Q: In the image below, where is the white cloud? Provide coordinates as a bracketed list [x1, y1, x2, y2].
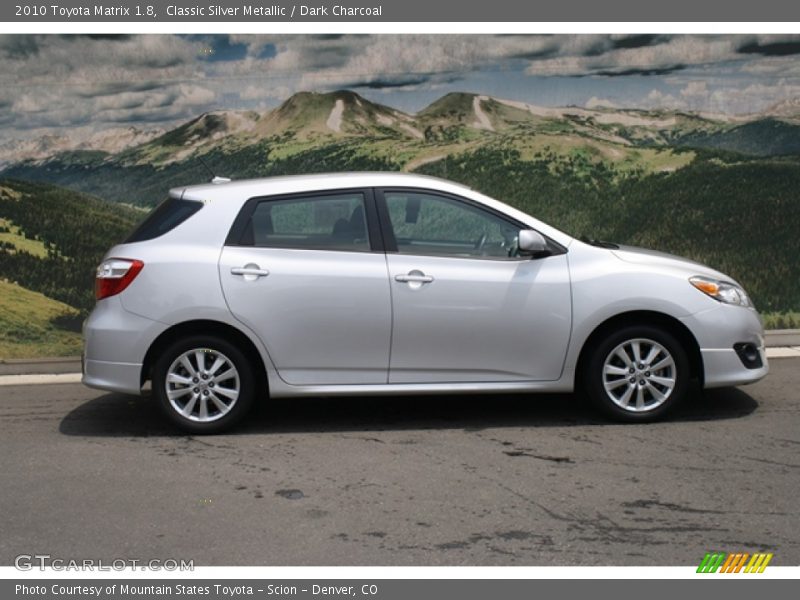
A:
[640, 89, 688, 111]
[680, 81, 709, 99]
[585, 97, 619, 109]
[525, 36, 738, 77]
[240, 84, 292, 102]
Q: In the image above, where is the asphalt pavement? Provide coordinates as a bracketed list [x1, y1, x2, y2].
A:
[1, 358, 798, 566]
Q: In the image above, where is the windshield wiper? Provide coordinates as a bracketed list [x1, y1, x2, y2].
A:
[580, 236, 619, 249]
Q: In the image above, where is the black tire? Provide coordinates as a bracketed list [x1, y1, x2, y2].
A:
[583, 325, 689, 422]
[152, 335, 257, 434]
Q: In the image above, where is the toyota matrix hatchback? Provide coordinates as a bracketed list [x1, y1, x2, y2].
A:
[83, 173, 768, 433]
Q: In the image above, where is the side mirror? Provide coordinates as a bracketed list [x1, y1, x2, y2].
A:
[518, 229, 550, 257]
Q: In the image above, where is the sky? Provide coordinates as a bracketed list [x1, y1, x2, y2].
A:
[2, 33, 800, 143]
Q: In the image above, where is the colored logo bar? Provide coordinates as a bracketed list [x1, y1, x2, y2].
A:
[697, 552, 773, 573]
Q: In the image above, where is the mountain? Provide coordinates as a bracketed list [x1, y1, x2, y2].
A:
[7, 90, 800, 173]
[0, 134, 72, 167]
[765, 97, 800, 120]
[673, 118, 800, 156]
[2, 89, 793, 208]
[121, 111, 259, 165]
[109, 92, 426, 169]
[416, 93, 546, 141]
[80, 126, 166, 154]
[417, 92, 495, 131]
[0, 126, 164, 167]
[254, 90, 423, 140]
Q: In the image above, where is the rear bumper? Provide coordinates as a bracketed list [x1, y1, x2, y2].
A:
[82, 359, 143, 395]
[82, 296, 163, 396]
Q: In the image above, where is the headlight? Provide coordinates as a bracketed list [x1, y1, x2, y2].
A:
[689, 276, 752, 308]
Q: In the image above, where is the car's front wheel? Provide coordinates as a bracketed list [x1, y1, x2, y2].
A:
[584, 325, 689, 422]
[152, 335, 256, 433]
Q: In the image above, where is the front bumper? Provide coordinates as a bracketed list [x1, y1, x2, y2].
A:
[700, 346, 768, 388]
[681, 303, 769, 388]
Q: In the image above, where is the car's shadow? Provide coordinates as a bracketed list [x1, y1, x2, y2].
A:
[59, 384, 758, 437]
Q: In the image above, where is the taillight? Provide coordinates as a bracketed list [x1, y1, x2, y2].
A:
[95, 258, 144, 300]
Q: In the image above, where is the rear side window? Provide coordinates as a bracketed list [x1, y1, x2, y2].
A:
[125, 198, 203, 243]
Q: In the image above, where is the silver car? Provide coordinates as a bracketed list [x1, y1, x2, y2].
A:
[83, 172, 768, 433]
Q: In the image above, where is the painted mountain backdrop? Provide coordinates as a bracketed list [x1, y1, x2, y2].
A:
[2, 89, 800, 356]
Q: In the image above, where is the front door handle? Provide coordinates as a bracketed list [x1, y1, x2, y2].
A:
[231, 264, 270, 280]
[395, 271, 434, 284]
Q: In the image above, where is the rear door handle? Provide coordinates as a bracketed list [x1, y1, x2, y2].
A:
[395, 273, 434, 284]
[231, 264, 270, 279]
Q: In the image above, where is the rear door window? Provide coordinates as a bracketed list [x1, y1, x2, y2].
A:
[239, 193, 370, 252]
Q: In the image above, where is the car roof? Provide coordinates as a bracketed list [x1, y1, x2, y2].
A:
[173, 172, 474, 202]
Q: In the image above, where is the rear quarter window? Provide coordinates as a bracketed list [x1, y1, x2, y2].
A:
[125, 198, 203, 243]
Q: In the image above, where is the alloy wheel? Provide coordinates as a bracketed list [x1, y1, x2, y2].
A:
[165, 348, 241, 422]
[601, 338, 676, 412]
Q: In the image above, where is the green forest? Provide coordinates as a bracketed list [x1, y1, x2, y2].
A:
[0, 180, 142, 356]
[0, 180, 142, 311]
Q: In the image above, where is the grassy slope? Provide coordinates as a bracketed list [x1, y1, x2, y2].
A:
[0, 178, 142, 311]
[0, 280, 81, 358]
[0, 217, 49, 258]
[0, 178, 143, 358]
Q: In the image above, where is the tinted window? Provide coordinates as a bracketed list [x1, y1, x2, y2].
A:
[385, 192, 520, 258]
[242, 193, 369, 251]
[125, 198, 203, 243]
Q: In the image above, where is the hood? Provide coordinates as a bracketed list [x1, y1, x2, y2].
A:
[610, 244, 733, 282]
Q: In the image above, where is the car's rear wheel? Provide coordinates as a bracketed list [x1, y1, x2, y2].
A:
[153, 335, 256, 433]
[584, 325, 689, 422]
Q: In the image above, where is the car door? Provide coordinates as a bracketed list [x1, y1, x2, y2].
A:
[378, 189, 572, 383]
[219, 189, 392, 385]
